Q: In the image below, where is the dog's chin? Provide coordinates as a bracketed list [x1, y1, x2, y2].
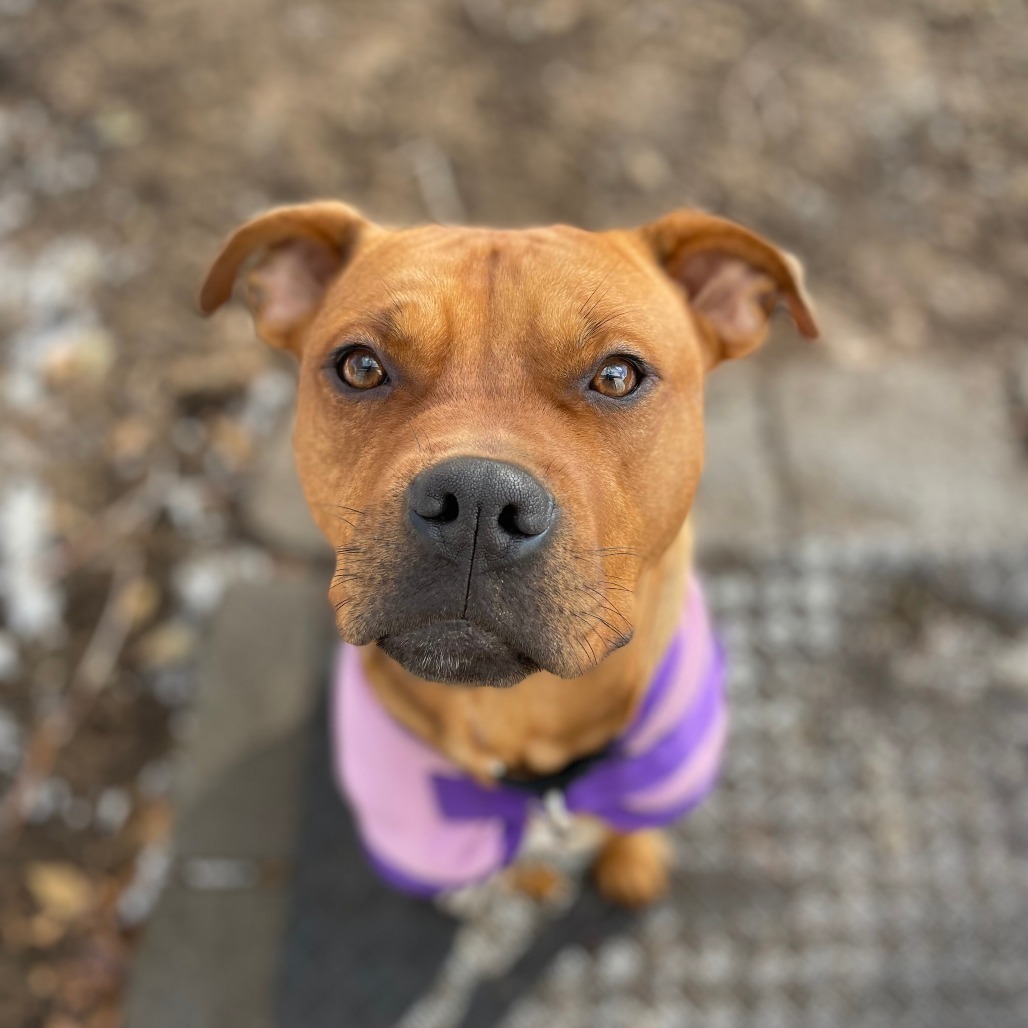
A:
[377, 619, 540, 688]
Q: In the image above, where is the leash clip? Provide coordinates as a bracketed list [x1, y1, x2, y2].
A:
[543, 788, 572, 836]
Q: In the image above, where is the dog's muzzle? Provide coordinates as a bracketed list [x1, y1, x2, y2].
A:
[368, 456, 562, 686]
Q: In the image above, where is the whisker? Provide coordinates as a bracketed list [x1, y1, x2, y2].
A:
[331, 571, 366, 585]
[578, 606, 626, 638]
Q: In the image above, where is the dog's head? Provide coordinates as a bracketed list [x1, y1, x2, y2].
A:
[201, 203, 817, 686]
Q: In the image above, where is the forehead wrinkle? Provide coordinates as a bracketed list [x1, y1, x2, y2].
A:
[346, 268, 459, 354]
[348, 230, 664, 368]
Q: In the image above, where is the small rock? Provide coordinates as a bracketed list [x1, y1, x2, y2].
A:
[137, 760, 174, 799]
[41, 325, 116, 388]
[0, 706, 22, 773]
[596, 937, 646, 988]
[208, 415, 254, 472]
[166, 348, 267, 401]
[93, 106, 147, 148]
[239, 368, 295, 435]
[151, 668, 193, 707]
[25, 777, 70, 824]
[95, 787, 132, 834]
[0, 478, 64, 642]
[181, 857, 260, 891]
[170, 417, 208, 456]
[992, 637, 1028, 693]
[61, 796, 93, 832]
[0, 633, 20, 682]
[173, 548, 273, 616]
[117, 842, 172, 926]
[0, 189, 33, 237]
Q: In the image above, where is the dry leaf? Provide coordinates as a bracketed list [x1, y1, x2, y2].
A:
[115, 577, 161, 630]
[26, 863, 96, 923]
[209, 415, 254, 470]
[30, 913, 68, 948]
[133, 621, 196, 670]
[43, 1016, 81, 1028]
[129, 797, 174, 847]
[107, 415, 154, 465]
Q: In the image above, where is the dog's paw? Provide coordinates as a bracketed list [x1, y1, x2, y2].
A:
[592, 830, 671, 908]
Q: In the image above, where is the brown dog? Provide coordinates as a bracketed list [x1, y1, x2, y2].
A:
[200, 203, 817, 906]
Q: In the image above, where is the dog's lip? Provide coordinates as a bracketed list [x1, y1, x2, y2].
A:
[377, 617, 541, 686]
[379, 617, 509, 649]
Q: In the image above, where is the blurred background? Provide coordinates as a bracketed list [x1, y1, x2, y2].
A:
[1, 0, 1026, 1026]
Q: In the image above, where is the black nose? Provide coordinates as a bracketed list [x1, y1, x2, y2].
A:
[408, 457, 557, 568]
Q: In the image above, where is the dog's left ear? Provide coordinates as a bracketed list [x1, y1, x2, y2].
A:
[638, 209, 819, 364]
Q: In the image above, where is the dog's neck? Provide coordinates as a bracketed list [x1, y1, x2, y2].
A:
[359, 519, 694, 784]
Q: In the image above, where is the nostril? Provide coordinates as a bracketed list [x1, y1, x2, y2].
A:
[498, 499, 554, 539]
[498, 503, 528, 538]
[421, 492, 460, 525]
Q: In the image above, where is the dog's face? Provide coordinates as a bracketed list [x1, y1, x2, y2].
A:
[202, 205, 816, 686]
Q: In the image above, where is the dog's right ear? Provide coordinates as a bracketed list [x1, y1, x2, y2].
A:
[199, 202, 370, 354]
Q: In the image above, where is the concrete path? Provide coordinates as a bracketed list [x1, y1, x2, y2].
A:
[125, 576, 334, 1028]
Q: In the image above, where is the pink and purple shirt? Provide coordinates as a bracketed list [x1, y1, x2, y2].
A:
[332, 578, 727, 897]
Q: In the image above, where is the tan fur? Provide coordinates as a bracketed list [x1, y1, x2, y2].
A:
[201, 203, 817, 906]
[593, 829, 672, 908]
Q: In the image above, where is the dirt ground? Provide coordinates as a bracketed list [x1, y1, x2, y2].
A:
[0, 0, 1025, 1025]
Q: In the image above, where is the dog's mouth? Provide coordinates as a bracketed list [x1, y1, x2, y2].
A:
[377, 619, 541, 688]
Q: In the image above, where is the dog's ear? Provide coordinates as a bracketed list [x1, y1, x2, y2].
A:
[199, 201, 370, 353]
[638, 209, 818, 364]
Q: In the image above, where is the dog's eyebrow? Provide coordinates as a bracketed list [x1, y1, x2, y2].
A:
[575, 272, 641, 349]
[577, 302, 639, 350]
[352, 300, 421, 348]
[580, 271, 616, 325]
[364, 302, 403, 340]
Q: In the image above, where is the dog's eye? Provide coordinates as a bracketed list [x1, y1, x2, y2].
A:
[590, 358, 640, 399]
[336, 347, 387, 390]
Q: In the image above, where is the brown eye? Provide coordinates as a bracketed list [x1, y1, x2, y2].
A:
[590, 358, 640, 398]
[337, 347, 387, 390]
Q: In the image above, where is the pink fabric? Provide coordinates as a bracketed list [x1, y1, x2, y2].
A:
[334, 642, 508, 891]
[623, 708, 727, 815]
[623, 582, 716, 756]
[332, 578, 727, 896]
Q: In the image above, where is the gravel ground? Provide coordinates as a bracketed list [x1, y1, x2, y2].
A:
[0, 0, 1025, 1025]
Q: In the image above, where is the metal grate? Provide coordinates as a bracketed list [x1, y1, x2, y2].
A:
[394, 544, 1028, 1028]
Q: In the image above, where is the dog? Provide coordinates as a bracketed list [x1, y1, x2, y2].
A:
[200, 203, 817, 907]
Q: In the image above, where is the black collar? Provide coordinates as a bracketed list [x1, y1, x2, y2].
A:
[498, 743, 615, 798]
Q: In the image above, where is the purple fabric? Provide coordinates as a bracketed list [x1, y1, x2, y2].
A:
[332, 578, 728, 897]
